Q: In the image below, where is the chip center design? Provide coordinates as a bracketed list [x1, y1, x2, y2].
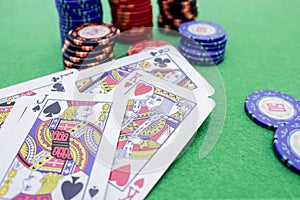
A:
[78, 25, 111, 39]
[187, 24, 216, 36]
[290, 130, 300, 157]
[258, 97, 295, 120]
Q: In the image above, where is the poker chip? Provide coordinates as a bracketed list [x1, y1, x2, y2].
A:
[109, 0, 153, 43]
[127, 40, 171, 55]
[62, 23, 119, 70]
[178, 20, 227, 66]
[244, 90, 300, 130]
[273, 119, 300, 174]
[183, 54, 224, 67]
[63, 38, 114, 51]
[117, 26, 153, 43]
[157, 0, 198, 32]
[179, 20, 227, 42]
[67, 23, 120, 46]
[54, 0, 103, 45]
[63, 53, 114, 70]
[179, 43, 226, 58]
[63, 50, 111, 63]
[63, 45, 112, 58]
[180, 37, 227, 51]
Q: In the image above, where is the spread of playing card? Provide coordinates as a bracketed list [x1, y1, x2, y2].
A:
[0, 45, 215, 200]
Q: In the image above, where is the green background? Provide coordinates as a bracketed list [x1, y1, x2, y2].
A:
[1, 0, 300, 199]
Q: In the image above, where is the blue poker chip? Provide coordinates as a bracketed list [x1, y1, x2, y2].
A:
[55, 0, 103, 44]
[57, 5, 102, 15]
[188, 57, 224, 66]
[57, 8, 102, 17]
[179, 21, 227, 43]
[59, 13, 102, 22]
[55, 0, 100, 8]
[273, 118, 300, 174]
[180, 37, 227, 51]
[60, 15, 101, 25]
[179, 51, 225, 66]
[180, 35, 227, 48]
[179, 49, 225, 66]
[178, 43, 226, 58]
[178, 48, 225, 60]
[245, 90, 300, 130]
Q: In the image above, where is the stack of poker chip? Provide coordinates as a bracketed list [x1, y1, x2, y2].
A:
[62, 23, 120, 70]
[109, 0, 153, 43]
[244, 90, 300, 175]
[157, 0, 198, 33]
[178, 21, 227, 66]
[55, 0, 103, 45]
[127, 40, 171, 55]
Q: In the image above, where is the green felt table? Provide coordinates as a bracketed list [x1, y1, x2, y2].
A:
[1, 0, 300, 199]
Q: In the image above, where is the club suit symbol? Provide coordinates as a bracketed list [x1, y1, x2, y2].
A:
[153, 58, 171, 68]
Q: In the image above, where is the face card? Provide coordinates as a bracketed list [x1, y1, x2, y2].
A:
[0, 69, 78, 130]
[104, 71, 215, 199]
[63, 45, 214, 98]
[0, 92, 128, 200]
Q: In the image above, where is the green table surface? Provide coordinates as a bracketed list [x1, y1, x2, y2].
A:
[1, 0, 300, 199]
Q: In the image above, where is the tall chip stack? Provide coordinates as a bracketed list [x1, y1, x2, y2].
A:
[178, 21, 227, 66]
[109, 0, 153, 43]
[55, 0, 103, 45]
[157, 0, 198, 33]
[62, 23, 120, 70]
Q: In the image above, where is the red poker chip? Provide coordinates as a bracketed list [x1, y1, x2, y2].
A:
[115, 18, 153, 27]
[118, 33, 152, 44]
[118, 28, 153, 42]
[109, 0, 150, 8]
[111, 3, 152, 13]
[120, 29, 152, 37]
[127, 40, 171, 55]
[109, 0, 153, 32]
[114, 9, 152, 17]
[112, 12, 153, 23]
[118, 23, 153, 32]
[109, 0, 150, 5]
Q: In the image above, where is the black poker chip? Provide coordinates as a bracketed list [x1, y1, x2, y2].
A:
[63, 45, 113, 58]
[63, 53, 114, 70]
[67, 23, 120, 46]
[157, 0, 198, 32]
[61, 23, 119, 70]
[63, 50, 112, 64]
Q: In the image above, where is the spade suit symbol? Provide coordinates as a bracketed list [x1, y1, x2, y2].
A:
[61, 176, 83, 200]
[43, 102, 61, 118]
[89, 186, 99, 198]
[32, 105, 40, 112]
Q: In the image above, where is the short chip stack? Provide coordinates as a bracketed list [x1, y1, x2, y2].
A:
[62, 23, 120, 70]
[109, 0, 153, 43]
[178, 21, 227, 66]
[55, 0, 103, 45]
[244, 90, 300, 175]
[157, 0, 198, 33]
[127, 40, 171, 55]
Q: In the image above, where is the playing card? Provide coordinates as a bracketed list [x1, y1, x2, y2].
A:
[104, 71, 215, 199]
[0, 91, 128, 200]
[143, 45, 215, 96]
[63, 45, 214, 98]
[0, 69, 78, 130]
